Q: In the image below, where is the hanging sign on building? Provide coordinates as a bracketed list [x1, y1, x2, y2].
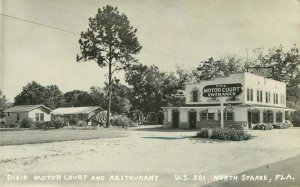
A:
[202, 83, 243, 97]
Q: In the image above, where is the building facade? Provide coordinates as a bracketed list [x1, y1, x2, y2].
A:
[4, 105, 52, 126]
[51, 106, 103, 125]
[163, 72, 292, 129]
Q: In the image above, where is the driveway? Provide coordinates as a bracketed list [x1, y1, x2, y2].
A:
[1, 126, 300, 187]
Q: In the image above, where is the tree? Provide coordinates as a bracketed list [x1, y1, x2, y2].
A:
[14, 81, 47, 106]
[194, 56, 242, 81]
[77, 5, 142, 127]
[14, 81, 64, 109]
[125, 64, 167, 116]
[44, 85, 64, 109]
[63, 90, 96, 107]
[256, 45, 300, 109]
[104, 78, 131, 114]
[0, 90, 11, 114]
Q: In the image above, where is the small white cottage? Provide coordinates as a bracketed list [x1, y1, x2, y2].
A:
[4, 105, 52, 126]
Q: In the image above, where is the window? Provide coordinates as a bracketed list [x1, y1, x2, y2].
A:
[257, 90, 263, 102]
[276, 112, 283, 122]
[35, 113, 40, 121]
[247, 89, 253, 101]
[273, 93, 278, 104]
[35, 113, 44, 122]
[218, 112, 234, 121]
[192, 90, 198, 102]
[40, 113, 44, 122]
[7, 112, 10, 116]
[263, 111, 274, 123]
[265, 92, 271, 103]
[201, 112, 215, 120]
[17, 113, 19, 122]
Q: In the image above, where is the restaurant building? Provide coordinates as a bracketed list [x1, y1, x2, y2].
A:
[162, 72, 293, 129]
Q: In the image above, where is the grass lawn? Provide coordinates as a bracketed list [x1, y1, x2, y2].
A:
[0, 128, 127, 146]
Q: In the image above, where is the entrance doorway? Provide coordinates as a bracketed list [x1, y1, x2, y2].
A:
[172, 110, 179, 128]
[189, 111, 197, 129]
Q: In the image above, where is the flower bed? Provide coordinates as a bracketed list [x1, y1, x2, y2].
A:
[196, 128, 251, 141]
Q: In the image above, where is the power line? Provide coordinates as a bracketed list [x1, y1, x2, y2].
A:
[1, 13, 200, 63]
[1, 13, 80, 35]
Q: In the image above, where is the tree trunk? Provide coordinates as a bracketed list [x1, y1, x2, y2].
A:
[106, 48, 112, 128]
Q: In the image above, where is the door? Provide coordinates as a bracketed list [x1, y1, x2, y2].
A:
[172, 110, 179, 128]
[189, 112, 197, 129]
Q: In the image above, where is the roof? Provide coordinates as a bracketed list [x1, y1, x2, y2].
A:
[51, 106, 101, 115]
[4, 105, 52, 113]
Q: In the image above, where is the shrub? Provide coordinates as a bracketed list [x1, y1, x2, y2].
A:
[53, 118, 65, 129]
[69, 119, 79, 126]
[272, 122, 289, 129]
[20, 118, 33, 128]
[196, 128, 209, 138]
[77, 120, 88, 127]
[0, 121, 6, 128]
[196, 128, 251, 141]
[111, 115, 137, 127]
[253, 123, 273, 130]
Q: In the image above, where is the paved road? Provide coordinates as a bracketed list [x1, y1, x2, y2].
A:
[204, 154, 300, 187]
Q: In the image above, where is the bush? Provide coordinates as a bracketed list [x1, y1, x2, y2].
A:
[253, 123, 273, 130]
[196, 128, 209, 138]
[69, 119, 79, 126]
[272, 122, 289, 129]
[196, 128, 251, 141]
[77, 120, 88, 127]
[111, 115, 137, 127]
[20, 118, 33, 128]
[0, 121, 6, 128]
[53, 119, 65, 129]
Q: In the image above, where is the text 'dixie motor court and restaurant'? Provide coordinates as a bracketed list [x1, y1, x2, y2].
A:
[162, 72, 294, 129]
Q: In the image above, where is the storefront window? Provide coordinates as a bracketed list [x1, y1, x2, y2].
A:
[201, 112, 215, 120]
[276, 112, 282, 122]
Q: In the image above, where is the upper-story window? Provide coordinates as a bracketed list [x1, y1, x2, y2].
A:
[247, 88, 253, 101]
[257, 90, 263, 102]
[265, 92, 271, 103]
[192, 90, 198, 102]
[273, 93, 278, 104]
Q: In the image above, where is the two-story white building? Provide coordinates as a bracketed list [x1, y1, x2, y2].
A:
[162, 72, 292, 129]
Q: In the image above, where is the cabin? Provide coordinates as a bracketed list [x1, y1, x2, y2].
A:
[162, 72, 294, 129]
[51, 106, 102, 125]
[4, 105, 52, 126]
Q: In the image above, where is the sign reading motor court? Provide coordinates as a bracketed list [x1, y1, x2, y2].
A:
[202, 83, 243, 97]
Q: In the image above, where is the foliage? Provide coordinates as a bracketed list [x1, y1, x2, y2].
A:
[91, 111, 112, 127]
[111, 115, 136, 127]
[290, 111, 300, 127]
[125, 64, 166, 115]
[0, 90, 12, 114]
[196, 128, 251, 141]
[69, 119, 79, 126]
[77, 5, 142, 127]
[104, 78, 132, 114]
[194, 56, 242, 81]
[77, 120, 88, 127]
[252, 123, 274, 130]
[63, 90, 96, 107]
[255, 45, 300, 109]
[14, 82, 63, 109]
[272, 122, 289, 129]
[31, 121, 56, 129]
[20, 118, 33, 128]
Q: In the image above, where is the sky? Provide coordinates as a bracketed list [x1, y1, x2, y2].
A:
[1, 0, 300, 102]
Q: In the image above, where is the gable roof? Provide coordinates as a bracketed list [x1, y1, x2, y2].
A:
[51, 106, 101, 115]
[4, 105, 52, 113]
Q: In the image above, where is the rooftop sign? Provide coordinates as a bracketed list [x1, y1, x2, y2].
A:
[203, 83, 243, 97]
